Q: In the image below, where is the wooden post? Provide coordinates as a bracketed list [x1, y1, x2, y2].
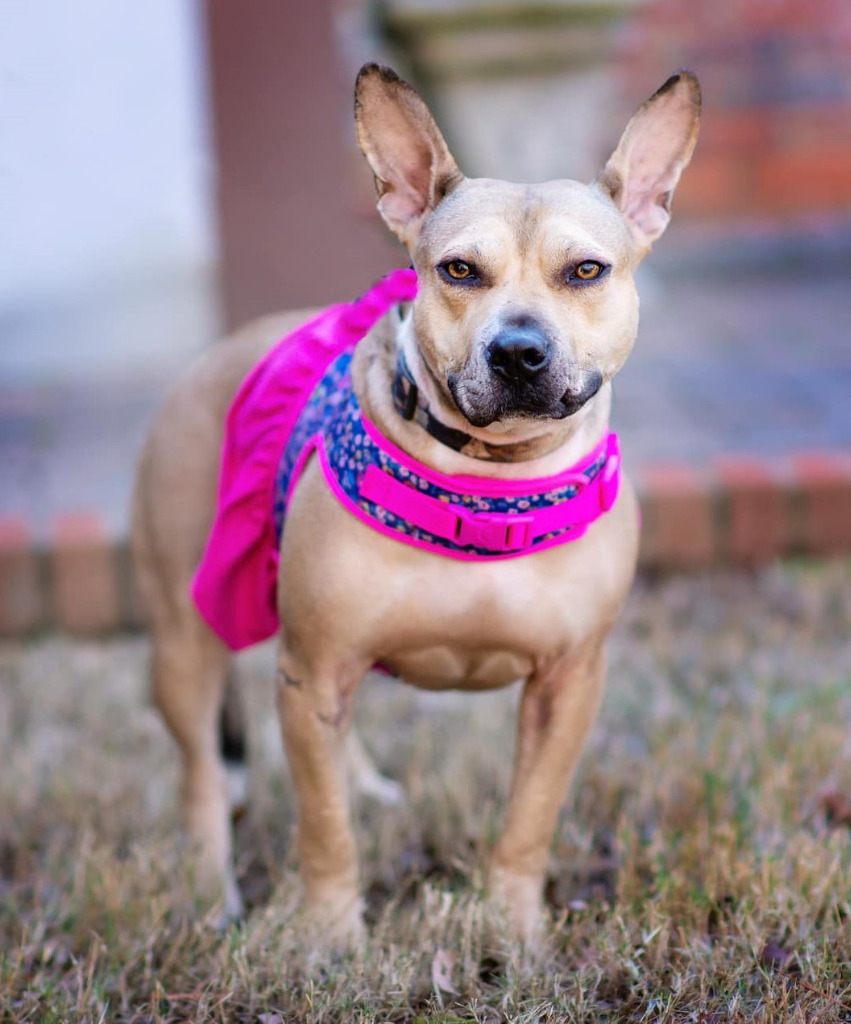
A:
[204, 0, 403, 326]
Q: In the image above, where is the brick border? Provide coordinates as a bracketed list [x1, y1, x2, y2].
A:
[633, 449, 851, 570]
[0, 515, 147, 638]
[1, 450, 850, 636]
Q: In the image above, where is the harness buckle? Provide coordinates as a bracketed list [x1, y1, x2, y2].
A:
[454, 510, 536, 552]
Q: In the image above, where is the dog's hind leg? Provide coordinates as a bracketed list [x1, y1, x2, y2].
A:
[151, 614, 244, 920]
[219, 669, 250, 821]
[345, 728, 405, 807]
[131, 348, 254, 920]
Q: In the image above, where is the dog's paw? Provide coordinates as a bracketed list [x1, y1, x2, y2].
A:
[302, 892, 367, 953]
[487, 867, 548, 945]
[196, 870, 244, 932]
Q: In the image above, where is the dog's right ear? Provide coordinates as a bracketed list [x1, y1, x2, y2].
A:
[355, 64, 464, 247]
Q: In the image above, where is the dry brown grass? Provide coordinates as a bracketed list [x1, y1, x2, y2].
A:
[2, 562, 851, 1022]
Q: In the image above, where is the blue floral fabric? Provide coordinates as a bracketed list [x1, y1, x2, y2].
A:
[273, 351, 354, 535]
[273, 354, 608, 557]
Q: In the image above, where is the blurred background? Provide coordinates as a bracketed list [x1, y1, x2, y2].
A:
[1, 0, 850, 543]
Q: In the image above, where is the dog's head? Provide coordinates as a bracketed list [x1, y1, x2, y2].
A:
[355, 65, 700, 430]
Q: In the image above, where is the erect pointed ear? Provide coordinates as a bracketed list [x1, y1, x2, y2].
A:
[596, 71, 701, 253]
[355, 63, 464, 247]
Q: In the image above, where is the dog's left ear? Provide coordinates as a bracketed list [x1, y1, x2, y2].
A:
[355, 63, 464, 247]
[596, 71, 701, 253]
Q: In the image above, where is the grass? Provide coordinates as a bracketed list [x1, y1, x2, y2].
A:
[2, 561, 851, 1022]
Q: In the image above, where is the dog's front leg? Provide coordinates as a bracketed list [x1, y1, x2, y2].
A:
[276, 655, 365, 946]
[489, 644, 606, 940]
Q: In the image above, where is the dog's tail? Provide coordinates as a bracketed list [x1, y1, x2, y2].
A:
[219, 671, 249, 821]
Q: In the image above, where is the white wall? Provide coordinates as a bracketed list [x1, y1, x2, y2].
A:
[0, 0, 217, 381]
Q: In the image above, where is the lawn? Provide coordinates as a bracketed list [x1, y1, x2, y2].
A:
[2, 562, 851, 1022]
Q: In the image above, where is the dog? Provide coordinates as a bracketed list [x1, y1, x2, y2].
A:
[131, 63, 700, 944]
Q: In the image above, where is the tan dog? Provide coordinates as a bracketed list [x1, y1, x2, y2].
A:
[132, 64, 700, 942]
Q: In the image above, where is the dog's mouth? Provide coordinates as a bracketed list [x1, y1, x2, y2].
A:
[559, 370, 604, 415]
[448, 369, 603, 428]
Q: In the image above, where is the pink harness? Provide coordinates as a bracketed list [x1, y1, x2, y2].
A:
[192, 270, 621, 651]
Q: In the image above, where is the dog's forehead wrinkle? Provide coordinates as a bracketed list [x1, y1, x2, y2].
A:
[436, 231, 512, 263]
[541, 211, 631, 264]
[516, 184, 543, 257]
[422, 178, 630, 266]
[422, 178, 533, 243]
[533, 179, 634, 247]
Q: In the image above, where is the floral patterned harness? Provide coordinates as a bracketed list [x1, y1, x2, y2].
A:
[192, 270, 621, 651]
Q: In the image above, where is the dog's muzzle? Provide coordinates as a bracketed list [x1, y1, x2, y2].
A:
[452, 352, 603, 426]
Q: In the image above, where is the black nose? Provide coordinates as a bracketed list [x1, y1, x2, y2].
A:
[487, 327, 551, 384]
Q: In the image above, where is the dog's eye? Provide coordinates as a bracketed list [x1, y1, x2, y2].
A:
[443, 260, 473, 281]
[573, 261, 605, 281]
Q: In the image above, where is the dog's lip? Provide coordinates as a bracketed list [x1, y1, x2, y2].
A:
[559, 394, 586, 416]
[457, 396, 573, 427]
[560, 370, 604, 415]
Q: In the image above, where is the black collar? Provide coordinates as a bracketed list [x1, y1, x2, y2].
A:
[391, 350, 475, 453]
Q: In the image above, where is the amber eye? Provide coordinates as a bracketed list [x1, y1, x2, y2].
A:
[445, 260, 472, 280]
[573, 260, 604, 281]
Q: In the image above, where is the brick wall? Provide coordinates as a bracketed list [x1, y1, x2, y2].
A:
[619, 0, 851, 219]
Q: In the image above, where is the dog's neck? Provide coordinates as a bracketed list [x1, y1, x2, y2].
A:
[353, 310, 612, 480]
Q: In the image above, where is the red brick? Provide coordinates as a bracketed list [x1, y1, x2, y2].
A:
[790, 452, 851, 555]
[0, 518, 42, 635]
[714, 456, 790, 565]
[737, 0, 851, 34]
[618, 0, 851, 221]
[629, 0, 851, 39]
[755, 145, 851, 213]
[637, 464, 716, 569]
[675, 153, 750, 218]
[777, 106, 851, 152]
[699, 108, 776, 154]
[51, 513, 120, 635]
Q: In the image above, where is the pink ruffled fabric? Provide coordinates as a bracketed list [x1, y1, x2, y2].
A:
[191, 269, 418, 650]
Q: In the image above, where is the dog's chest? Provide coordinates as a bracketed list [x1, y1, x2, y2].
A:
[365, 548, 612, 690]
